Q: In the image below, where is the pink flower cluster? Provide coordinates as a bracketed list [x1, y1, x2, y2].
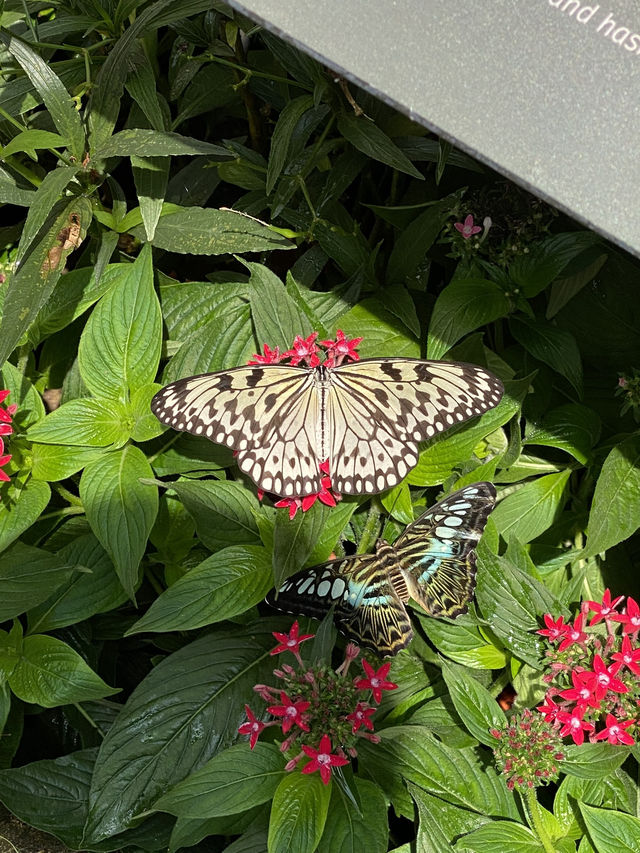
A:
[536, 590, 640, 746]
[248, 331, 362, 516]
[238, 622, 397, 784]
[0, 390, 16, 485]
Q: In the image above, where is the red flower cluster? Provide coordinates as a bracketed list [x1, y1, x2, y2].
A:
[0, 390, 16, 484]
[491, 708, 564, 791]
[248, 331, 362, 514]
[536, 590, 640, 746]
[238, 623, 397, 784]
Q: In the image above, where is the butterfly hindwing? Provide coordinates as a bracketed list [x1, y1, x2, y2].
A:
[267, 556, 413, 657]
[151, 365, 324, 495]
[328, 360, 503, 495]
[396, 482, 496, 618]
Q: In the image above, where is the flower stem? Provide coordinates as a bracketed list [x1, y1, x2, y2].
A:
[521, 788, 557, 853]
[357, 504, 381, 554]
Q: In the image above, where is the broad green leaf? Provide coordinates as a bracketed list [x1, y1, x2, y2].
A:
[0, 361, 45, 427]
[380, 482, 414, 525]
[476, 542, 562, 667]
[510, 232, 600, 297]
[583, 436, 640, 558]
[427, 279, 510, 360]
[125, 43, 166, 131]
[563, 744, 630, 780]
[338, 299, 420, 358]
[78, 244, 161, 400]
[266, 95, 314, 193]
[510, 317, 582, 396]
[0, 166, 34, 206]
[337, 114, 423, 179]
[95, 129, 229, 158]
[418, 615, 507, 670]
[27, 534, 126, 634]
[0, 197, 92, 365]
[159, 276, 249, 341]
[0, 479, 51, 553]
[0, 749, 97, 849]
[407, 696, 476, 749]
[547, 252, 608, 318]
[27, 398, 131, 447]
[491, 470, 571, 544]
[454, 821, 544, 853]
[156, 743, 284, 818]
[130, 206, 294, 254]
[317, 778, 388, 853]
[273, 501, 333, 587]
[1, 33, 85, 161]
[0, 542, 75, 620]
[127, 545, 272, 633]
[84, 633, 272, 842]
[306, 501, 358, 565]
[1, 129, 68, 158]
[246, 261, 314, 350]
[8, 635, 117, 708]
[268, 770, 331, 853]
[525, 404, 601, 465]
[441, 661, 506, 746]
[80, 447, 158, 598]
[412, 785, 492, 853]
[387, 199, 454, 284]
[164, 480, 261, 551]
[579, 803, 640, 852]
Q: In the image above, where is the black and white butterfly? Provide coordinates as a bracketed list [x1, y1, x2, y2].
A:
[266, 483, 496, 657]
[151, 359, 503, 498]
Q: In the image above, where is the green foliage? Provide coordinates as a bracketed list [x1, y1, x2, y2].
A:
[0, 4, 638, 851]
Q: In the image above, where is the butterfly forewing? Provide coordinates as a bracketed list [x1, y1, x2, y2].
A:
[396, 482, 496, 617]
[327, 360, 503, 495]
[266, 555, 413, 657]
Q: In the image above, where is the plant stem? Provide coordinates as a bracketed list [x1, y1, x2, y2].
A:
[357, 504, 381, 554]
[522, 788, 557, 853]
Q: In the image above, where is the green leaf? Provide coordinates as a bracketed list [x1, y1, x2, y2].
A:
[164, 480, 261, 551]
[0, 749, 96, 849]
[454, 822, 544, 853]
[266, 95, 314, 194]
[273, 501, 333, 588]
[156, 742, 285, 818]
[546, 252, 608, 319]
[316, 778, 388, 853]
[510, 317, 582, 397]
[418, 616, 507, 670]
[338, 299, 420, 358]
[130, 206, 294, 254]
[268, 770, 331, 853]
[525, 404, 601, 465]
[246, 261, 314, 350]
[579, 802, 640, 852]
[1, 129, 68, 158]
[441, 661, 506, 746]
[78, 243, 161, 400]
[0, 542, 75, 620]
[563, 744, 630, 780]
[427, 279, 510, 360]
[510, 232, 600, 297]
[127, 545, 272, 633]
[27, 398, 131, 447]
[80, 447, 158, 599]
[476, 542, 562, 667]
[306, 501, 358, 565]
[0, 197, 92, 365]
[387, 199, 455, 284]
[380, 482, 414, 525]
[132, 155, 169, 242]
[491, 470, 571, 544]
[1, 33, 85, 161]
[8, 635, 118, 708]
[0, 479, 51, 553]
[583, 436, 640, 558]
[95, 129, 229, 158]
[411, 785, 491, 853]
[27, 534, 126, 634]
[84, 633, 272, 842]
[0, 361, 45, 427]
[337, 114, 423, 180]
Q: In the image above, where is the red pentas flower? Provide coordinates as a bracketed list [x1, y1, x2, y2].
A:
[0, 390, 15, 485]
[247, 343, 282, 365]
[301, 734, 349, 784]
[355, 660, 398, 704]
[237, 625, 392, 780]
[282, 332, 321, 367]
[319, 329, 363, 367]
[535, 594, 640, 748]
[274, 459, 339, 519]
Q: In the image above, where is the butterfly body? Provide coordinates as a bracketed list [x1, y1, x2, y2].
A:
[152, 358, 503, 497]
[267, 483, 496, 656]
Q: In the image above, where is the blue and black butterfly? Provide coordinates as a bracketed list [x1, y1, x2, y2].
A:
[266, 483, 496, 657]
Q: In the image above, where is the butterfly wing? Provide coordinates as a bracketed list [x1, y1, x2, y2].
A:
[151, 365, 323, 495]
[327, 359, 503, 494]
[395, 482, 496, 617]
[266, 555, 413, 657]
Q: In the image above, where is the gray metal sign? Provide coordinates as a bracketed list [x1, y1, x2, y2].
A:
[229, 0, 640, 258]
